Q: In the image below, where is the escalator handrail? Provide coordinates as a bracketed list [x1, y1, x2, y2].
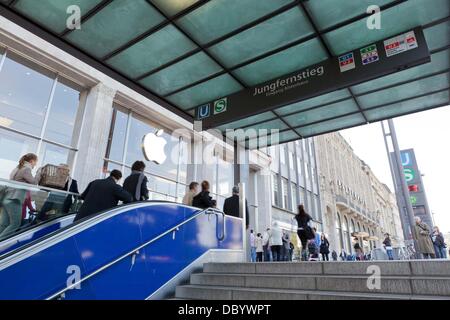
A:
[46, 207, 228, 300]
[0, 201, 183, 263]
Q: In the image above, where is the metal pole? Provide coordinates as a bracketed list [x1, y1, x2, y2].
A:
[239, 182, 247, 262]
[381, 121, 410, 242]
[387, 119, 419, 254]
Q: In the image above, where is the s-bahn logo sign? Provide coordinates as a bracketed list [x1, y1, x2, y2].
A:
[214, 98, 227, 115]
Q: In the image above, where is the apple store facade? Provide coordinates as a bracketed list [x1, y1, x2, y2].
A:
[0, 10, 326, 233]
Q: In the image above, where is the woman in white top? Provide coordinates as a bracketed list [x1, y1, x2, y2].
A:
[269, 221, 283, 261]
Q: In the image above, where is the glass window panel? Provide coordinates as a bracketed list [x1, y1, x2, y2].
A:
[351, 49, 450, 95]
[324, 0, 450, 55]
[65, 0, 165, 58]
[305, 0, 394, 31]
[424, 21, 450, 52]
[125, 115, 179, 181]
[38, 142, 73, 168]
[296, 113, 366, 137]
[209, 8, 314, 68]
[0, 128, 38, 180]
[44, 79, 81, 146]
[217, 157, 233, 196]
[149, 131, 179, 181]
[358, 73, 450, 109]
[247, 130, 299, 148]
[177, 0, 293, 45]
[140, 52, 222, 96]
[285, 99, 359, 127]
[167, 74, 242, 109]
[108, 109, 128, 162]
[106, 25, 197, 79]
[276, 89, 351, 116]
[0, 52, 55, 136]
[150, 0, 199, 16]
[234, 38, 328, 86]
[14, 0, 103, 34]
[217, 112, 275, 132]
[365, 91, 449, 121]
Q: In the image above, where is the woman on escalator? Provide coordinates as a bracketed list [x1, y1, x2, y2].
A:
[0, 153, 40, 238]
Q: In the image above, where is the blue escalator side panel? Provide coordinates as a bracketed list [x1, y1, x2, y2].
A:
[0, 203, 242, 300]
[0, 237, 91, 300]
[0, 216, 75, 256]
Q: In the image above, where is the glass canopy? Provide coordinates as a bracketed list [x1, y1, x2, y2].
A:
[3, 0, 449, 146]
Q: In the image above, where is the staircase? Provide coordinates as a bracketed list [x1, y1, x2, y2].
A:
[174, 260, 450, 300]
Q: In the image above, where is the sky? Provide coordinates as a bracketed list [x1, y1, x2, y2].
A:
[340, 105, 450, 233]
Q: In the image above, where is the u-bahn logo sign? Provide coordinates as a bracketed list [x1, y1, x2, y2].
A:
[195, 27, 430, 130]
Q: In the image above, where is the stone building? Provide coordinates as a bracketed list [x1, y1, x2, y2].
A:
[315, 132, 404, 255]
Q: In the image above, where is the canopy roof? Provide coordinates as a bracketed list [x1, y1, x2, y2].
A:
[1, 0, 449, 146]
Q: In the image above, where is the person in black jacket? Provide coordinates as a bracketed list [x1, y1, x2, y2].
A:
[74, 170, 132, 222]
[223, 186, 249, 229]
[123, 161, 149, 202]
[192, 180, 213, 209]
[320, 233, 330, 261]
[294, 204, 315, 260]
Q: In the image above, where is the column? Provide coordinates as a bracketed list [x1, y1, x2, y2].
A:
[73, 83, 116, 190]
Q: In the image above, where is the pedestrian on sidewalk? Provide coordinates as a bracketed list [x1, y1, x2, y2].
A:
[262, 228, 272, 261]
[320, 233, 330, 261]
[294, 204, 315, 261]
[383, 233, 394, 260]
[413, 216, 435, 259]
[269, 221, 283, 262]
[250, 229, 257, 262]
[431, 226, 446, 259]
[256, 233, 264, 262]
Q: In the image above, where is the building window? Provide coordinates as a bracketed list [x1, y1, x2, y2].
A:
[272, 173, 279, 207]
[291, 182, 297, 211]
[336, 213, 343, 253]
[0, 49, 83, 179]
[105, 105, 188, 202]
[282, 178, 288, 209]
[342, 216, 350, 253]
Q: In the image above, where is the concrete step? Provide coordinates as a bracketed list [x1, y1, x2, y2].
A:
[189, 273, 450, 296]
[175, 284, 450, 300]
[203, 261, 450, 277]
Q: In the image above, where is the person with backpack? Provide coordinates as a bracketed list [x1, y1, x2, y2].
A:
[123, 161, 149, 202]
[320, 233, 330, 261]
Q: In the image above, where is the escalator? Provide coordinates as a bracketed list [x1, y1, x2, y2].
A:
[0, 201, 243, 300]
[0, 214, 75, 257]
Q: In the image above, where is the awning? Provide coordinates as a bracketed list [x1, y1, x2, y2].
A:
[1, 0, 448, 146]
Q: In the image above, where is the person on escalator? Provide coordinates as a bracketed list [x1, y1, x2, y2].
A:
[192, 180, 214, 209]
[123, 161, 149, 202]
[223, 186, 249, 229]
[74, 170, 132, 222]
[0, 153, 40, 239]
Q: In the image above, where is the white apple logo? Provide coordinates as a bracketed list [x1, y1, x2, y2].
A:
[142, 129, 167, 165]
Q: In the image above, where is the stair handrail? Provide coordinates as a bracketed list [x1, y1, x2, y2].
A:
[46, 207, 228, 300]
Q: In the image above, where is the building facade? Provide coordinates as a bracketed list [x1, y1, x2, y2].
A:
[315, 132, 404, 255]
[0, 15, 403, 255]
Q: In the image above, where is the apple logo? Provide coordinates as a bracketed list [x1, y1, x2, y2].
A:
[142, 129, 167, 165]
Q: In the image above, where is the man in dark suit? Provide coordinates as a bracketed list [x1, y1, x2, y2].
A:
[123, 161, 149, 202]
[223, 186, 249, 229]
[74, 170, 132, 222]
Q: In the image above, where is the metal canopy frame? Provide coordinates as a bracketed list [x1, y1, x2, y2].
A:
[1, 0, 449, 146]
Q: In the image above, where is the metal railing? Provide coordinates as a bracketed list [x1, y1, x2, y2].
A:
[47, 206, 227, 300]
